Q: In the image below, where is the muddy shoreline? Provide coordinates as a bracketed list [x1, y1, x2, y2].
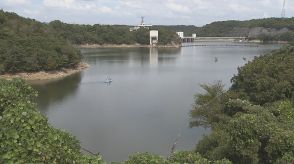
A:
[0, 63, 89, 81]
[77, 44, 181, 48]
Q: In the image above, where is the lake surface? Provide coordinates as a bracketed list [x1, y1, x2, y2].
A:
[32, 43, 280, 162]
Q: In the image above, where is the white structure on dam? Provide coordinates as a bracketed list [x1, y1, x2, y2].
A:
[150, 30, 159, 46]
[176, 32, 184, 38]
[177, 32, 197, 43]
[130, 16, 153, 31]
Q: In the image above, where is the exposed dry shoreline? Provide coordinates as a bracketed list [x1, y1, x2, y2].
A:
[77, 44, 181, 48]
[0, 63, 90, 81]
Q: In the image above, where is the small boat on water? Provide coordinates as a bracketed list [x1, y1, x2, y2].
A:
[104, 76, 112, 83]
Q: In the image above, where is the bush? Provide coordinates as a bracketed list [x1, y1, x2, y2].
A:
[123, 153, 168, 164]
[169, 151, 210, 164]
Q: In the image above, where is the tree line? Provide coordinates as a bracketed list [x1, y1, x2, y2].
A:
[197, 18, 294, 42]
[161, 18, 294, 42]
[0, 10, 81, 73]
[49, 20, 180, 45]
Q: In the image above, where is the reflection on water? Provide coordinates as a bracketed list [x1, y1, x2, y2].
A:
[150, 48, 158, 66]
[33, 44, 281, 162]
[81, 47, 182, 67]
[31, 73, 82, 115]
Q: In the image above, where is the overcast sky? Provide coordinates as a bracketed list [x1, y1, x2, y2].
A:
[0, 0, 293, 26]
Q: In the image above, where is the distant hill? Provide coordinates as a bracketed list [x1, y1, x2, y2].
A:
[197, 18, 294, 41]
[49, 21, 180, 46]
[160, 18, 294, 42]
[0, 10, 81, 73]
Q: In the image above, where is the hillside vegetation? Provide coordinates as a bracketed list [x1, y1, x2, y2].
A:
[49, 20, 180, 46]
[198, 18, 294, 42]
[0, 10, 81, 73]
[163, 18, 294, 42]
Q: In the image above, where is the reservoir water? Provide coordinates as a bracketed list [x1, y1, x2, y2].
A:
[32, 43, 280, 162]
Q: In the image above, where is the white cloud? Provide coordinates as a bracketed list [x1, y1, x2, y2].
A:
[98, 6, 112, 13]
[228, 3, 252, 12]
[23, 9, 39, 15]
[3, 0, 30, 5]
[166, 2, 190, 13]
[43, 0, 113, 14]
[263, 12, 269, 18]
[259, 0, 272, 6]
[1, 0, 294, 25]
[43, 0, 82, 9]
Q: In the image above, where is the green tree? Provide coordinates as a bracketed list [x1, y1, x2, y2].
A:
[169, 151, 232, 164]
[190, 81, 229, 128]
[123, 153, 168, 164]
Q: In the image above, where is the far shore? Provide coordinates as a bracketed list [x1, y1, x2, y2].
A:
[76, 41, 288, 49]
[76, 44, 181, 48]
[0, 63, 90, 81]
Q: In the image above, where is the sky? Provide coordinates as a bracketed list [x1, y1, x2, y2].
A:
[0, 0, 293, 26]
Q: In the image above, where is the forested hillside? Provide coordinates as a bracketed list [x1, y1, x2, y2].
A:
[163, 18, 294, 42]
[197, 18, 294, 41]
[49, 20, 180, 45]
[0, 10, 81, 73]
[231, 45, 294, 104]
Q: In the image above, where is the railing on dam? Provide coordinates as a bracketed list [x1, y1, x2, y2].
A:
[181, 37, 247, 43]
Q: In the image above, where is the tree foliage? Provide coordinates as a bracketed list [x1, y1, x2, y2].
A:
[123, 153, 168, 164]
[0, 10, 81, 74]
[121, 152, 231, 164]
[169, 151, 232, 164]
[231, 46, 294, 105]
[161, 18, 294, 42]
[49, 21, 180, 46]
[49, 21, 136, 45]
[190, 82, 229, 128]
[197, 18, 294, 40]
